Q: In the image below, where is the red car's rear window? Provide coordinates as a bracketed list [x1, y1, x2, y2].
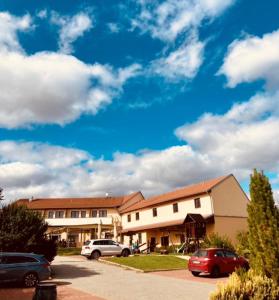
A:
[193, 250, 208, 257]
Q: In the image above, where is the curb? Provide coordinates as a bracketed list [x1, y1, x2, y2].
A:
[98, 258, 186, 273]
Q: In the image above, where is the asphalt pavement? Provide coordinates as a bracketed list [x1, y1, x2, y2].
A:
[51, 255, 220, 300]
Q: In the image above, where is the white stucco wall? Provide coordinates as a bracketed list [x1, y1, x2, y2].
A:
[121, 195, 213, 230]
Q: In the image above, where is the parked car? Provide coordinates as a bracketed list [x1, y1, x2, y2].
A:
[81, 239, 131, 259]
[188, 248, 249, 277]
[0, 252, 51, 287]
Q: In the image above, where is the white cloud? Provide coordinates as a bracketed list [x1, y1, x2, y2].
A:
[107, 23, 120, 33]
[132, 0, 235, 41]
[2, 89, 279, 202]
[151, 33, 205, 80]
[51, 12, 93, 54]
[219, 29, 279, 89]
[175, 91, 279, 175]
[37, 9, 48, 20]
[0, 12, 32, 53]
[0, 50, 140, 128]
[0, 12, 141, 128]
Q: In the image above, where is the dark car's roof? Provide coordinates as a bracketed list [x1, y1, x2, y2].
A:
[0, 252, 44, 258]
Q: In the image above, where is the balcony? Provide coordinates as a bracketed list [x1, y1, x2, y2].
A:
[45, 217, 113, 226]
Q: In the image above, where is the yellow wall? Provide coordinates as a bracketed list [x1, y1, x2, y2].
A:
[213, 216, 247, 244]
[211, 175, 249, 217]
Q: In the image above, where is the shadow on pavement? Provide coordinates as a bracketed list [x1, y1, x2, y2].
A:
[52, 264, 100, 279]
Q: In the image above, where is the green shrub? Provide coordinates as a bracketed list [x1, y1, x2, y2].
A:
[210, 269, 279, 300]
[201, 233, 235, 251]
[236, 231, 250, 259]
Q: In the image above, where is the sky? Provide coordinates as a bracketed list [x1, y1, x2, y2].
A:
[0, 0, 279, 203]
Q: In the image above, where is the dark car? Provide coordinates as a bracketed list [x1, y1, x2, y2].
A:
[0, 252, 51, 287]
[188, 248, 249, 277]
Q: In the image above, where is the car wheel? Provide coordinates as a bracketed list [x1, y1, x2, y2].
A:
[121, 249, 130, 257]
[23, 272, 38, 288]
[91, 251, 101, 260]
[191, 271, 200, 277]
[211, 266, 220, 278]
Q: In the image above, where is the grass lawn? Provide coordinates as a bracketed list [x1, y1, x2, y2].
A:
[57, 247, 81, 256]
[106, 255, 188, 271]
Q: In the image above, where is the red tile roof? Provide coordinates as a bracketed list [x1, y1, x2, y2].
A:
[120, 174, 231, 213]
[15, 194, 138, 209]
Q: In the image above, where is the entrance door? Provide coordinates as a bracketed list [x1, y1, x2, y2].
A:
[150, 237, 156, 252]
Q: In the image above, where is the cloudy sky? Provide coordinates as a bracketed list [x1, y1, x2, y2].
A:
[0, 0, 278, 203]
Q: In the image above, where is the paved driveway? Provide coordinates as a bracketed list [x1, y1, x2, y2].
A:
[51, 256, 223, 300]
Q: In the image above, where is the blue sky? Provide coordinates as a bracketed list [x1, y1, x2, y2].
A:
[0, 0, 278, 202]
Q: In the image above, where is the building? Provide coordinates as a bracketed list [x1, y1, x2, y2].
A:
[15, 174, 249, 249]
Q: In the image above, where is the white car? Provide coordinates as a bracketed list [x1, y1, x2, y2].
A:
[81, 239, 131, 259]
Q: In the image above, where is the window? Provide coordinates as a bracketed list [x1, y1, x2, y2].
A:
[5, 256, 38, 264]
[138, 233, 142, 244]
[55, 211, 64, 218]
[71, 211, 79, 218]
[173, 203, 178, 213]
[81, 211, 86, 218]
[153, 207, 157, 217]
[48, 211, 54, 218]
[127, 214, 131, 222]
[194, 198, 201, 208]
[224, 251, 238, 258]
[92, 210, 98, 217]
[135, 212, 139, 220]
[99, 210, 107, 217]
[215, 250, 224, 257]
[161, 236, 169, 247]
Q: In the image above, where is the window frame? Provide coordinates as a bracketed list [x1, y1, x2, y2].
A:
[194, 198, 201, 208]
[92, 210, 98, 218]
[173, 203, 178, 213]
[55, 210, 64, 218]
[127, 214, 131, 222]
[135, 212, 140, 221]
[48, 211, 54, 218]
[71, 210, 80, 218]
[81, 210, 86, 218]
[99, 209, 107, 218]
[152, 207, 157, 217]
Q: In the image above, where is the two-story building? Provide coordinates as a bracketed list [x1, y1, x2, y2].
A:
[120, 174, 249, 248]
[15, 174, 249, 248]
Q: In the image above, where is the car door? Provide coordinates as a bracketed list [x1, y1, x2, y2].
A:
[213, 250, 227, 273]
[223, 250, 239, 273]
[107, 240, 122, 256]
[0, 255, 25, 282]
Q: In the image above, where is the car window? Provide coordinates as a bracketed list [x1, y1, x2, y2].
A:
[93, 241, 101, 245]
[224, 251, 237, 258]
[193, 250, 208, 257]
[107, 240, 115, 245]
[5, 256, 38, 264]
[215, 250, 224, 257]
[101, 240, 109, 245]
[84, 240, 91, 246]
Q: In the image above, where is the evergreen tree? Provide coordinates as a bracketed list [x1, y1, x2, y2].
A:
[0, 203, 57, 261]
[247, 169, 279, 283]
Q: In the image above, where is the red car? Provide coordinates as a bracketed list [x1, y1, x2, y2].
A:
[188, 248, 249, 277]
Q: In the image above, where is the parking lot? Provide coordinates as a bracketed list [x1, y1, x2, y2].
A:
[0, 255, 228, 300]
